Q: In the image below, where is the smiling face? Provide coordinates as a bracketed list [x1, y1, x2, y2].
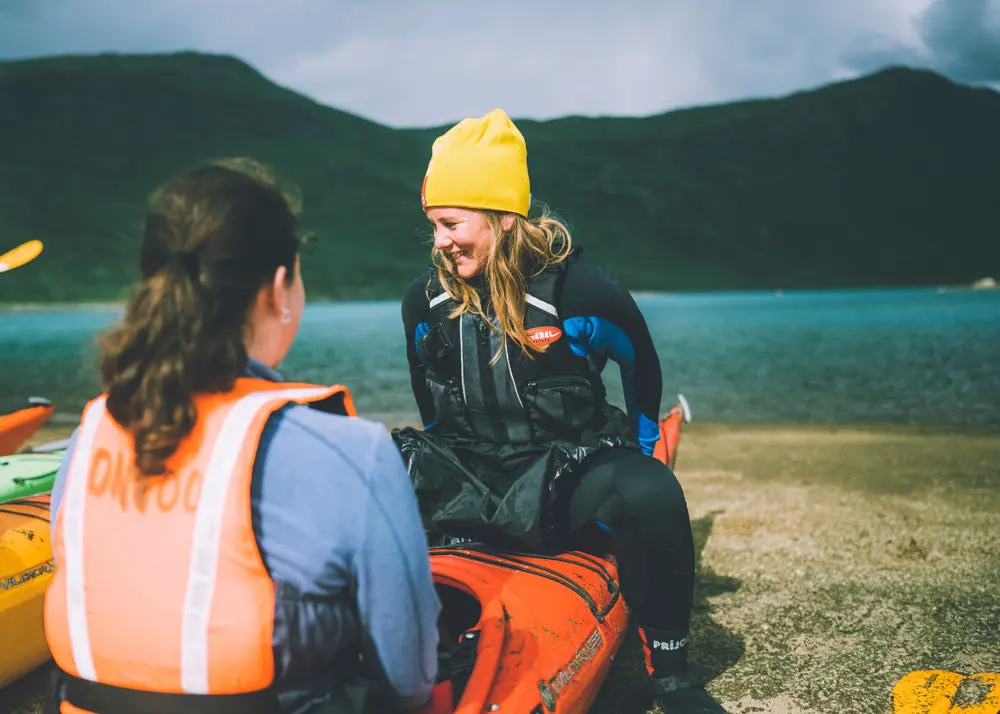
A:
[426, 206, 495, 279]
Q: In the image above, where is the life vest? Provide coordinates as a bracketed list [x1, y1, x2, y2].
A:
[399, 259, 639, 550]
[417, 258, 626, 446]
[43, 377, 355, 714]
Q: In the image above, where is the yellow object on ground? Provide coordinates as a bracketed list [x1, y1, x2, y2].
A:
[0, 495, 54, 689]
[892, 670, 1000, 714]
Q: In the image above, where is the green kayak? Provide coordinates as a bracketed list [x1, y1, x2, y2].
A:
[0, 451, 64, 504]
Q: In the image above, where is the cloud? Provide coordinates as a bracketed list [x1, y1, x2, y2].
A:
[844, 0, 1000, 85]
[262, 0, 941, 125]
[0, 0, 995, 126]
[922, 0, 1000, 81]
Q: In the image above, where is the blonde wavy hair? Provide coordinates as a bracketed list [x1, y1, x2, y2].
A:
[431, 203, 573, 363]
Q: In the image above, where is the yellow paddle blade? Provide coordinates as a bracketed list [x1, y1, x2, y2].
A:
[892, 670, 1000, 714]
[0, 240, 43, 273]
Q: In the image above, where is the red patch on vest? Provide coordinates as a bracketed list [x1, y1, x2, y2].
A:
[528, 326, 563, 346]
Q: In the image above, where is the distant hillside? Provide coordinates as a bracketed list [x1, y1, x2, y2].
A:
[1, 52, 998, 303]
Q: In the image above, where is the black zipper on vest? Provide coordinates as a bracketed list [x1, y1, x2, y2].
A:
[477, 318, 509, 444]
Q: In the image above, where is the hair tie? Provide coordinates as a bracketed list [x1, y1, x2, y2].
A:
[168, 250, 201, 281]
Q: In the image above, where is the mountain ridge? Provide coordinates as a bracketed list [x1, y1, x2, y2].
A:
[0, 51, 996, 302]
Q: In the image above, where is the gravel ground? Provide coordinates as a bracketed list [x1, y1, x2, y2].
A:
[3, 422, 998, 714]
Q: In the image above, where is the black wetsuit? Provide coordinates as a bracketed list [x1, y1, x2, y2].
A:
[394, 250, 695, 673]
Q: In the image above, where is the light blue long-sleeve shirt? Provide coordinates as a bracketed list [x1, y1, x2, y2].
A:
[49, 359, 441, 712]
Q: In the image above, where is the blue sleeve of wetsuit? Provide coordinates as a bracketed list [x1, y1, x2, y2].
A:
[563, 317, 659, 455]
[402, 271, 438, 429]
[558, 258, 663, 456]
[411, 322, 436, 431]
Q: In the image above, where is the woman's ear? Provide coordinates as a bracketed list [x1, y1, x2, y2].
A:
[501, 213, 516, 232]
[259, 264, 288, 316]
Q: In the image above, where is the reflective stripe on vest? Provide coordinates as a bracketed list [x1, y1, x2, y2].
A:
[46, 380, 352, 697]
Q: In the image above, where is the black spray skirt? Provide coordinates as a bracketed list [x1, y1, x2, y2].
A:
[391, 416, 639, 552]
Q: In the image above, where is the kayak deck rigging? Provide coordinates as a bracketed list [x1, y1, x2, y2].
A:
[429, 545, 622, 623]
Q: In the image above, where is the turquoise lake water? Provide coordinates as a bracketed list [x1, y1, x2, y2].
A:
[1, 287, 998, 425]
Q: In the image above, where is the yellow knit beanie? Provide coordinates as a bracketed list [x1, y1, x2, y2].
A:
[421, 108, 531, 217]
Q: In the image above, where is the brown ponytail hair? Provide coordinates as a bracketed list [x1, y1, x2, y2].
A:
[98, 158, 302, 476]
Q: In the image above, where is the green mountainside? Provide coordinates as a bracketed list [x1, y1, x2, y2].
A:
[1, 51, 997, 302]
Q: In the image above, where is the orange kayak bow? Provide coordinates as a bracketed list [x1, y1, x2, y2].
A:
[0, 398, 55, 457]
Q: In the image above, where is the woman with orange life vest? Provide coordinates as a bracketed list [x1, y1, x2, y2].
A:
[394, 109, 701, 707]
[42, 159, 441, 714]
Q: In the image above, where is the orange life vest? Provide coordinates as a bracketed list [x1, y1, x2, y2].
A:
[43, 377, 356, 714]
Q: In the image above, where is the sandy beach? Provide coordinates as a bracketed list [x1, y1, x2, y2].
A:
[3, 421, 998, 714]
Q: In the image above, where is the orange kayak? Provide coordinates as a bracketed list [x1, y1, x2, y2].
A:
[653, 394, 691, 470]
[0, 398, 56, 457]
[428, 546, 628, 714]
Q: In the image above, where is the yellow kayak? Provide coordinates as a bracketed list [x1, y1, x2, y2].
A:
[0, 493, 54, 688]
[892, 669, 1000, 714]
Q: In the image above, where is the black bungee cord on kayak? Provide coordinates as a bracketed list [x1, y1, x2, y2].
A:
[429, 544, 621, 623]
[0, 496, 52, 523]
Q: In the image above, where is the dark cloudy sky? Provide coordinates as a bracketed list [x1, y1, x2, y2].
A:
[1, 0, 998, 127]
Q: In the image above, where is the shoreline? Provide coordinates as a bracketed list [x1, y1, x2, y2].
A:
[3, 281, 997, 313]
[0, 301, 125, 312]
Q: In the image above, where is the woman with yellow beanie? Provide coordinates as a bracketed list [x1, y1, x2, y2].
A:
[393, 109, 700, 707]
